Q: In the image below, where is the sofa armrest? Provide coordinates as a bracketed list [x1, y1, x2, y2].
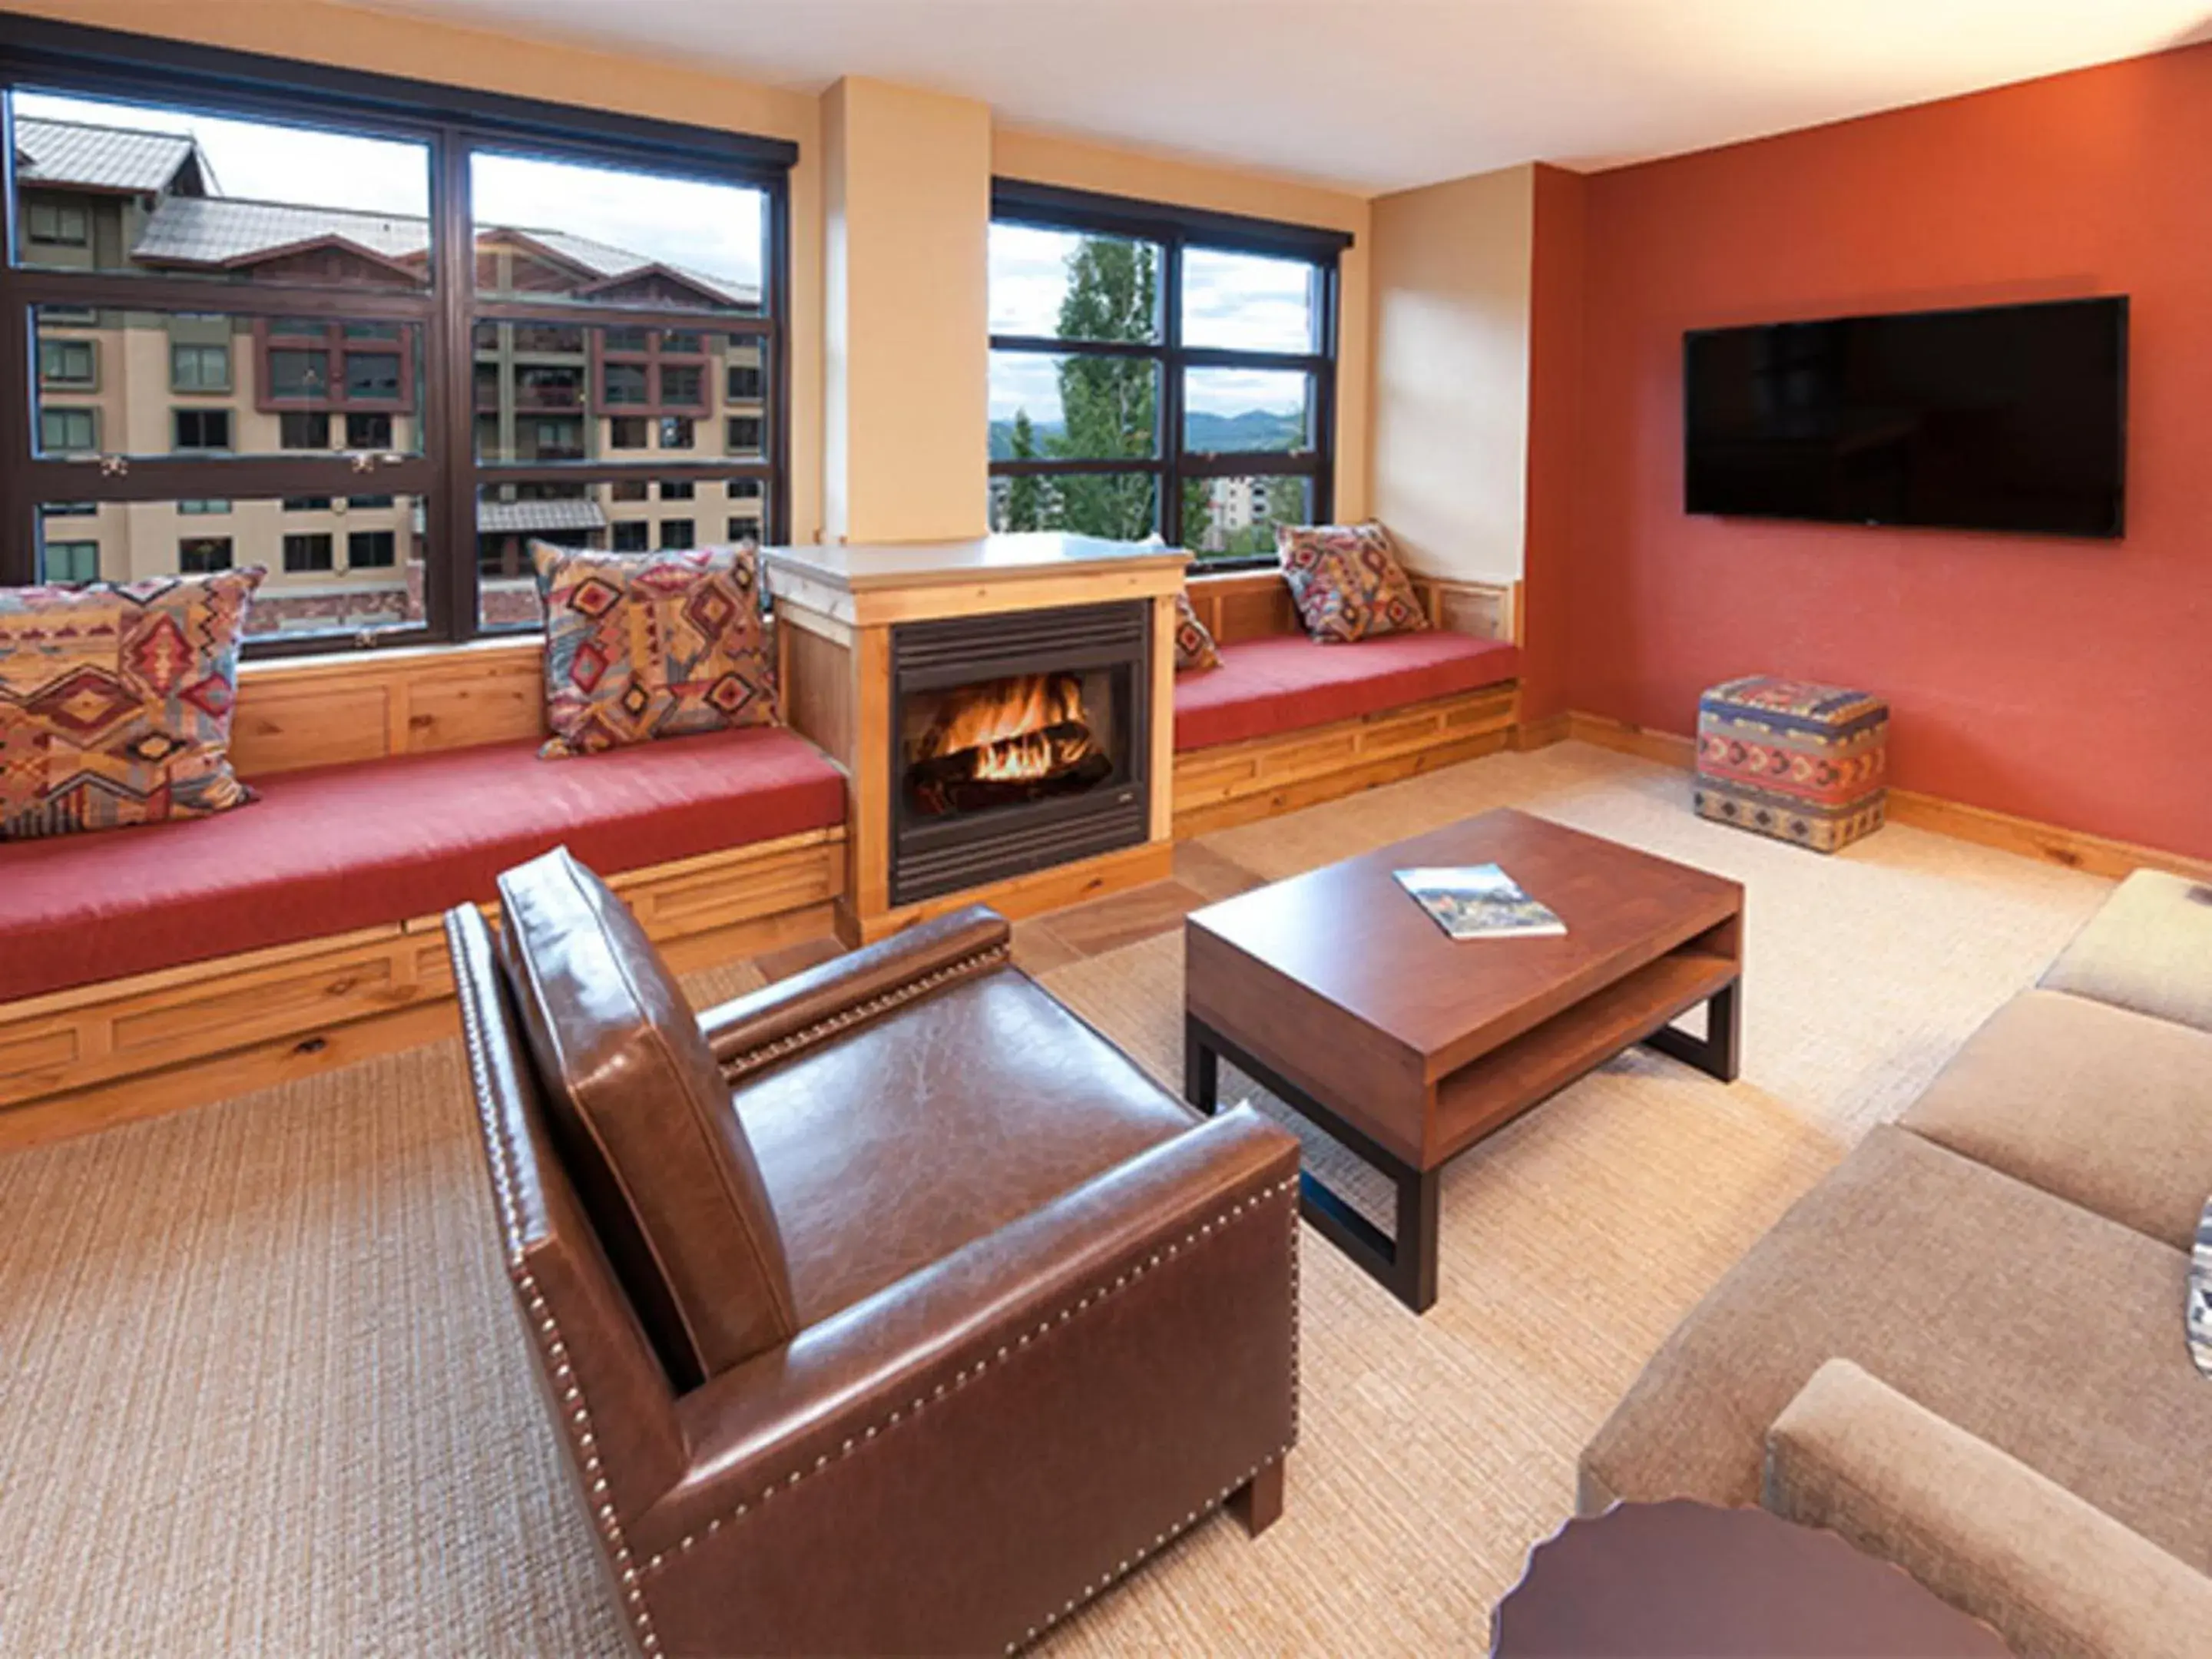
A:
[625, 1106, 1300, 1654]
[697, 904, 1010, 1078]
[1765, 1359, 2212, 1659]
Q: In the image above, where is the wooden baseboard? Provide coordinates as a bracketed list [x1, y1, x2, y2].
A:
[1514, 711, 1571, 752]
[0, 827, 846, 1150]
[1560, 710, 2211, 883]
[1172, 683, 1521, 839]
[843, 838, 1174, 945]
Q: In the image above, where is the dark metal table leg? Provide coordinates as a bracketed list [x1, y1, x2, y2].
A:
[1643, 977, 1741, 1083]
[1184, 1015, 1220, 1114]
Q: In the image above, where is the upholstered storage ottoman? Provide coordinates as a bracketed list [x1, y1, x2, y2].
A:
[1694, 676, 1888, 853]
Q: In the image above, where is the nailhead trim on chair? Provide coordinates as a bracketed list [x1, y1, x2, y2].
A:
[1008, 1187, 1305, 1654]
[459, 967, 666, 1657]
[717, 942, 1013, 1082]
[638, 1171, 1302, 1581]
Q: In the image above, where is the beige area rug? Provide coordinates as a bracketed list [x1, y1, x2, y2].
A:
[0, 744, 2109, 1655]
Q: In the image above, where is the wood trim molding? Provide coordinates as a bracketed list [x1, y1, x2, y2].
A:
[1183, 568, 1522, 649]
[233, 637, 547, 777]
[0, 826, 846, 1151]
[1549, 710, 2212, 884]
[1173, 683, 1520, 839]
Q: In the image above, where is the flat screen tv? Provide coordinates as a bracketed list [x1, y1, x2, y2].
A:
[1684, 296, 2127, 538]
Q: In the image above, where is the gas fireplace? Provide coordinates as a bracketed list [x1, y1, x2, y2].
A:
[889, 601, 1152, 906]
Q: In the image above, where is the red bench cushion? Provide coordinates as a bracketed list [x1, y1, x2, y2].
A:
[1173, 631, 1521, 752]
[0, 727, 846, 1005]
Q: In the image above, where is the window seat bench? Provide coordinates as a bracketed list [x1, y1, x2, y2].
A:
[1171, 570, 1525, 837]
[0, 677, 848, 1147]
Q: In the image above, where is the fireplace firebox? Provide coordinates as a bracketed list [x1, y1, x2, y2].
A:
[889, 601, 1151, 906]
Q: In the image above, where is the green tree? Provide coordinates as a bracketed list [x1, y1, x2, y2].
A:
[1003, 408, 1045, 531]
[1052, 237, 1158, 541]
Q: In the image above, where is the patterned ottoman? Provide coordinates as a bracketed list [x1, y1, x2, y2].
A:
[1694, 676, 1888, 853]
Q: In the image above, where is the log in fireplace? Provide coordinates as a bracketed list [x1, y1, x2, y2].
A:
[889, 601, 1151, 906]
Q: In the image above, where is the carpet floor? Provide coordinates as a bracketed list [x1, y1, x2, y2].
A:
[0, 743, 2110, 1655]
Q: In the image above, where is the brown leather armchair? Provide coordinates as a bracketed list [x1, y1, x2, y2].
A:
[447, 847, 1302, 1657]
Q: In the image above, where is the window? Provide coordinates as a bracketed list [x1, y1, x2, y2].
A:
[173, 409, 233, 452]
[25, 200, 89, 247]
[39, 406, 97, 453]
[727, 362, 762, 400]
[659, 479, 694, 501]
[658, 518, 694, 549]
[171, 343, 230, 391]
[283, 532, 335, 572]
[726, 416, 763, 455]
[986, 184, 1342, 563]
[346, 412, 393, 450]
[610, 479, 649, 502]
[727, 517, 755, 540]
[38, 337, 95, 386]
[42, 540, 99, 582]
[611, 521, 650, 551]
[280, 412, 333, 450]
[5, 61, 788, 647]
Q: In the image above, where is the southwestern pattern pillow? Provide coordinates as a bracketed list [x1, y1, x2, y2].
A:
[1277, 522, 1430, 643]
[0, 568, 263, 839]
[532, 541, 777, 760]
[1174, 591, 1221, 673]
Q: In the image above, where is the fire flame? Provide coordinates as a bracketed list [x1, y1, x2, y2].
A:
[914, 672, 1094, 783]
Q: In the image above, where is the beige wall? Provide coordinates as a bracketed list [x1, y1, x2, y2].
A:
[992, 127, 1373, 522]
[823, 78, 990, 543]
[12, 0, 1378, 552]
[1368, 164, 1535, 580]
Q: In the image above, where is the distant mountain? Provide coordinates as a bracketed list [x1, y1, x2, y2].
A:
[989, 408, 1306, 461]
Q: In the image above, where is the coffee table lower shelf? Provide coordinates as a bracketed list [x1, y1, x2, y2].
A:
[1185, 949, 1740, 1313]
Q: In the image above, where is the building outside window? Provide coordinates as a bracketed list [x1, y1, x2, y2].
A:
[986, 183, 1343, 564]
[658, 518, 694, 549]
[38, 406, 97, 453]
[659, 478, 694, 501]
[42, 539, 99, 581]
[172, 409, 233, 452]
[2, 58, 787, 646]
[38, 337, 95, 386]
[283, 532, 335, 572]
[611, 521, 650, 551]
[171, 342, 230, 390]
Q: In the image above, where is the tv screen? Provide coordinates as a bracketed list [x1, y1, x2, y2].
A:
[1684, 296, 2127, 538]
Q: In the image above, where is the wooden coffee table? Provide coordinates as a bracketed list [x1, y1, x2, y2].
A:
[1184, 809, 1743, 1311]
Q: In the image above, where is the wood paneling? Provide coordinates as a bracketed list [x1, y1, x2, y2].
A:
[0, 826, 845, 1145]
[1186, 569, 1519, 647]
[850, 839, 1175, 943]
[231, 638, 545, 777]
[1559, 710, 2212, 883]
[1173, 684, 1520, 839]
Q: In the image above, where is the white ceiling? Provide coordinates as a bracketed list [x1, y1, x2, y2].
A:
[366, 0, 2212, 194]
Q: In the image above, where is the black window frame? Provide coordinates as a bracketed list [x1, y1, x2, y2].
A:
[987, 178, 1348, 571]
[0, 16, 794, 658]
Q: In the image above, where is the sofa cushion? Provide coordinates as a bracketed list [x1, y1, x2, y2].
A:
[498, 847, 797, 1388]
[1578, 1125, 2212, 1568]
[1173, 631, 1520, 753]
[1277, 522, 1428, 642]
[533, 541, 777, 759]
[1, 569, 263, 839]
[1900, 989, 2212, 1252]
[2041, 869, 2212, 1035]
[737, 966, 1198, 1326]
[0, 725, 846, 1004]
[1766, 1359, 2212, 1659]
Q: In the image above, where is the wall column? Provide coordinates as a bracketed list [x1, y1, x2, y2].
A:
[821, 77, 991, 543]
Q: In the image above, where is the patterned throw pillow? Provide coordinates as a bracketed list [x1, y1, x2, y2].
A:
[1174, 591, 1221, 673]
[0, 569, 263, 839]
[1277, 521, 1431, 643]
[2190, 1197, 2212, 1379]
[533, 541, 777, 760]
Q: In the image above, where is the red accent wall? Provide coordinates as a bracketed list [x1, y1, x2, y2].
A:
[1557, 45, 2212, 859]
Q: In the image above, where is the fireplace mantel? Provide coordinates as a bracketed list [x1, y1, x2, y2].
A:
[763, 534, 1184, 942]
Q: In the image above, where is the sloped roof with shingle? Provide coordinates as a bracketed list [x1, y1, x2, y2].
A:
[15, 117, 204, 194]
[132, 195, 429, 270]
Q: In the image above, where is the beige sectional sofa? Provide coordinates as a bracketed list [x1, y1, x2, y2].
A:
[1580, 869, 2212, 1658]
